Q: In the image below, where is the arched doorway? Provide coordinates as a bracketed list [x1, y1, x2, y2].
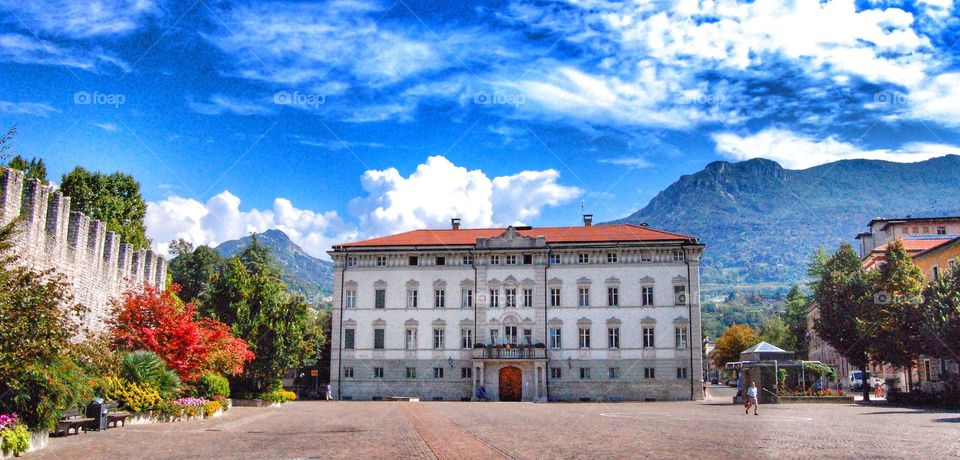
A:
[499, 366, 522, 401]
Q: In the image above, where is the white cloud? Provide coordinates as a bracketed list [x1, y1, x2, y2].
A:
[0, 33, 128, 71]
[187, 95, 274, 116]
[712, 128, 960, 169]
[146, 156, 582, 258]
[904, 72, 960, 127]
[350, 155, 582, 237]
[0, 0, 163, 39]
[0, 100, 59, 117]
[146, 191, 356, 259]
[94, 122, 120, 132]
[598, 156, 652, 169]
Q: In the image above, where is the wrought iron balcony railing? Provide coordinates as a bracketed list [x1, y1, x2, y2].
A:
[472, 345, 546, 360]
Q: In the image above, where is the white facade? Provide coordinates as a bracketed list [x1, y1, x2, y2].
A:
[329, 225, 705, 402]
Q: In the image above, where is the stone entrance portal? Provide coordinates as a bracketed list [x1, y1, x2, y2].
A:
[498, 366, 522, 401]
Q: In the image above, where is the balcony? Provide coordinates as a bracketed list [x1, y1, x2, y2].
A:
[472, 345, 547, 360]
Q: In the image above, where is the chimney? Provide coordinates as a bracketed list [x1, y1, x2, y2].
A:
[583, 214, 593, 227]
[451, 218, 461, 230]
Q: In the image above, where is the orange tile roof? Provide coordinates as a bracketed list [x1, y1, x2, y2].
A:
[869, 237, 952, 254]
[336, 223, 696, 248]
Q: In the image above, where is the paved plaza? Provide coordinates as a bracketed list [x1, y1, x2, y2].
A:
[31, 397, 960, 459]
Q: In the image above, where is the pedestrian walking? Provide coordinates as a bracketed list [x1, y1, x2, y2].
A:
[326, 384, 333, 401]
[745, 382, 759, 415]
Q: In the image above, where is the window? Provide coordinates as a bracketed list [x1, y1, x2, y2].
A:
[550, 288, 561, 307]
[923, 226, 930, 233]
[578, 253, 589, 264]
[608, 367, 620, 379]
[673, 250, 685, 262]
[346, 290, 356, 309]
[461, 367, 472, 379]
[644, 367, 655, 379]
[433, 328, 445, 349]
[933, 266, 940, 280]
[913, 226, 919, 233]
[489, 329, 499, 345]
[950, 259, 957, 270]
[435, 289, 445, 308]
[375, 289, 386, 309]
[549, 327, 562, 349]
[642, 327, 655, 348]
[376, 256, 387, 267]
[675, 326, 688, 349]
[461, 329, 473, 349]
[461, 289, 473, 308]
[641, 251, 652, 262]
[938, 226, 947, 235]
[436, 256, 446, 266]
[523, 254, 533, 265]
[578, 288, 590, 307]
[608, 327, 620, 349]
[504, 326, 518, 344]
[549, 254, 561, 264]
[578, 327, 591, 349]
[406, 367, 417, 379]
[374, 328, 385, 349]
[607, 252, 618, 263]
[505, 289, 517, 308]
[489, 289, 500, 308]
[674, 285, 686, 305]
[343, 367, 354, 378]
[408, 256, 419, 266]
[433, 367, 444, 379]
[505, 255, 517, 265]
[374, 367, 384, 378]
[523, 288, 533, 307]
[463, 255, 474, 265]
[347, 257, 357, 267]
[607, 287, 619, 307]
[523, 329, 533, 345]
[677, 367, 688, 379]
[579, 367, 591, 379]
[642, 286, 654, 306]
[550, 367, 562, 379]
[344, 329, 355, 349]
[405, 329, 417, 349]
[407, 289, 419, 308]
[490, 255, 500, 265]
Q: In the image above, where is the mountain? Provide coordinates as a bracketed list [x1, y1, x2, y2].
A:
[215, 229, 334, 302]
[614, 155, 960, 286]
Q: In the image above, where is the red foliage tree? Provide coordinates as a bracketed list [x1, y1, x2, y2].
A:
[110, 284, 253, 381]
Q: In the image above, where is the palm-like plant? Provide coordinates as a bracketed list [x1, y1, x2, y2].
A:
[121, 350, 180, 398]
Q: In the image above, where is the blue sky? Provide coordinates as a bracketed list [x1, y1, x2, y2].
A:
[1, 0, 960, 258]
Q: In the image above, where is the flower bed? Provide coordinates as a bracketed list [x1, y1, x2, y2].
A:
[0, 414, 46, 459]
[778, 395, 855, 403]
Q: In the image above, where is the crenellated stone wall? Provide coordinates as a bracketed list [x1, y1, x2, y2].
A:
[0, 168, 166, 332]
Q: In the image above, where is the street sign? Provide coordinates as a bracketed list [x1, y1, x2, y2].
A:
[311, 370, 318, 377]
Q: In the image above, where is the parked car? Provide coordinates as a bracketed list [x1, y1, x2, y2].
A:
[848, 371, 883, 390]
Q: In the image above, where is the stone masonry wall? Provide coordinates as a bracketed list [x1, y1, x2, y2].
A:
[0, 168, 166, 333]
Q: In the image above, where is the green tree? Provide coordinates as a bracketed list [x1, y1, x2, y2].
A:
[871, 241, 927, 376]
[60, 166, 149, 249]
[300, 307, 331, 365]
[0, 126, 15, 160]
[709, 324, 760, 368]
[7, 155, 47, 183]
[758, 316, 792, 350]
[783, 285, 810, 359]
[813, 243, 876, 400]
[922, 267, 960, 361]
[204, 235, 309, 396]
[168, 240, 223, 303]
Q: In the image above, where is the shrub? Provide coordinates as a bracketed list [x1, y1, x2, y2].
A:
[1, 358, 92, 431]
[0, 424, 29, 456]
[202, 401, 221, 418]
[197, 373, 230, 399]
[121, 351, 181, 399]
[97, 377, 164, 413]
[259, 390, 296, 403]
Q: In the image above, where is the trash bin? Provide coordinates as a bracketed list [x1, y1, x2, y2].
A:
[86, 398, 108, 431]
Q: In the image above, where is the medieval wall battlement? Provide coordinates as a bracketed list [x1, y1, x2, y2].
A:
[0, 168, 166, 331]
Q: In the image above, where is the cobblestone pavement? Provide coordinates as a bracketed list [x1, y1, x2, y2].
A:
[29, 400, 960, 459]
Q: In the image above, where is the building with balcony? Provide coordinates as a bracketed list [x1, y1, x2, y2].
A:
[328, 217, 705, 402]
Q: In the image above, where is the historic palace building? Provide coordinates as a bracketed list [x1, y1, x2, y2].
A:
[328, 217, 705, 402]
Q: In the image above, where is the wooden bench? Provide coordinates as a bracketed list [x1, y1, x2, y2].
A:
[105, 402, 130, 428]
[54, 408, 94, 436]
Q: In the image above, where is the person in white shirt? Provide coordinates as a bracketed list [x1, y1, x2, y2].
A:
[745, 382, 759, 415]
